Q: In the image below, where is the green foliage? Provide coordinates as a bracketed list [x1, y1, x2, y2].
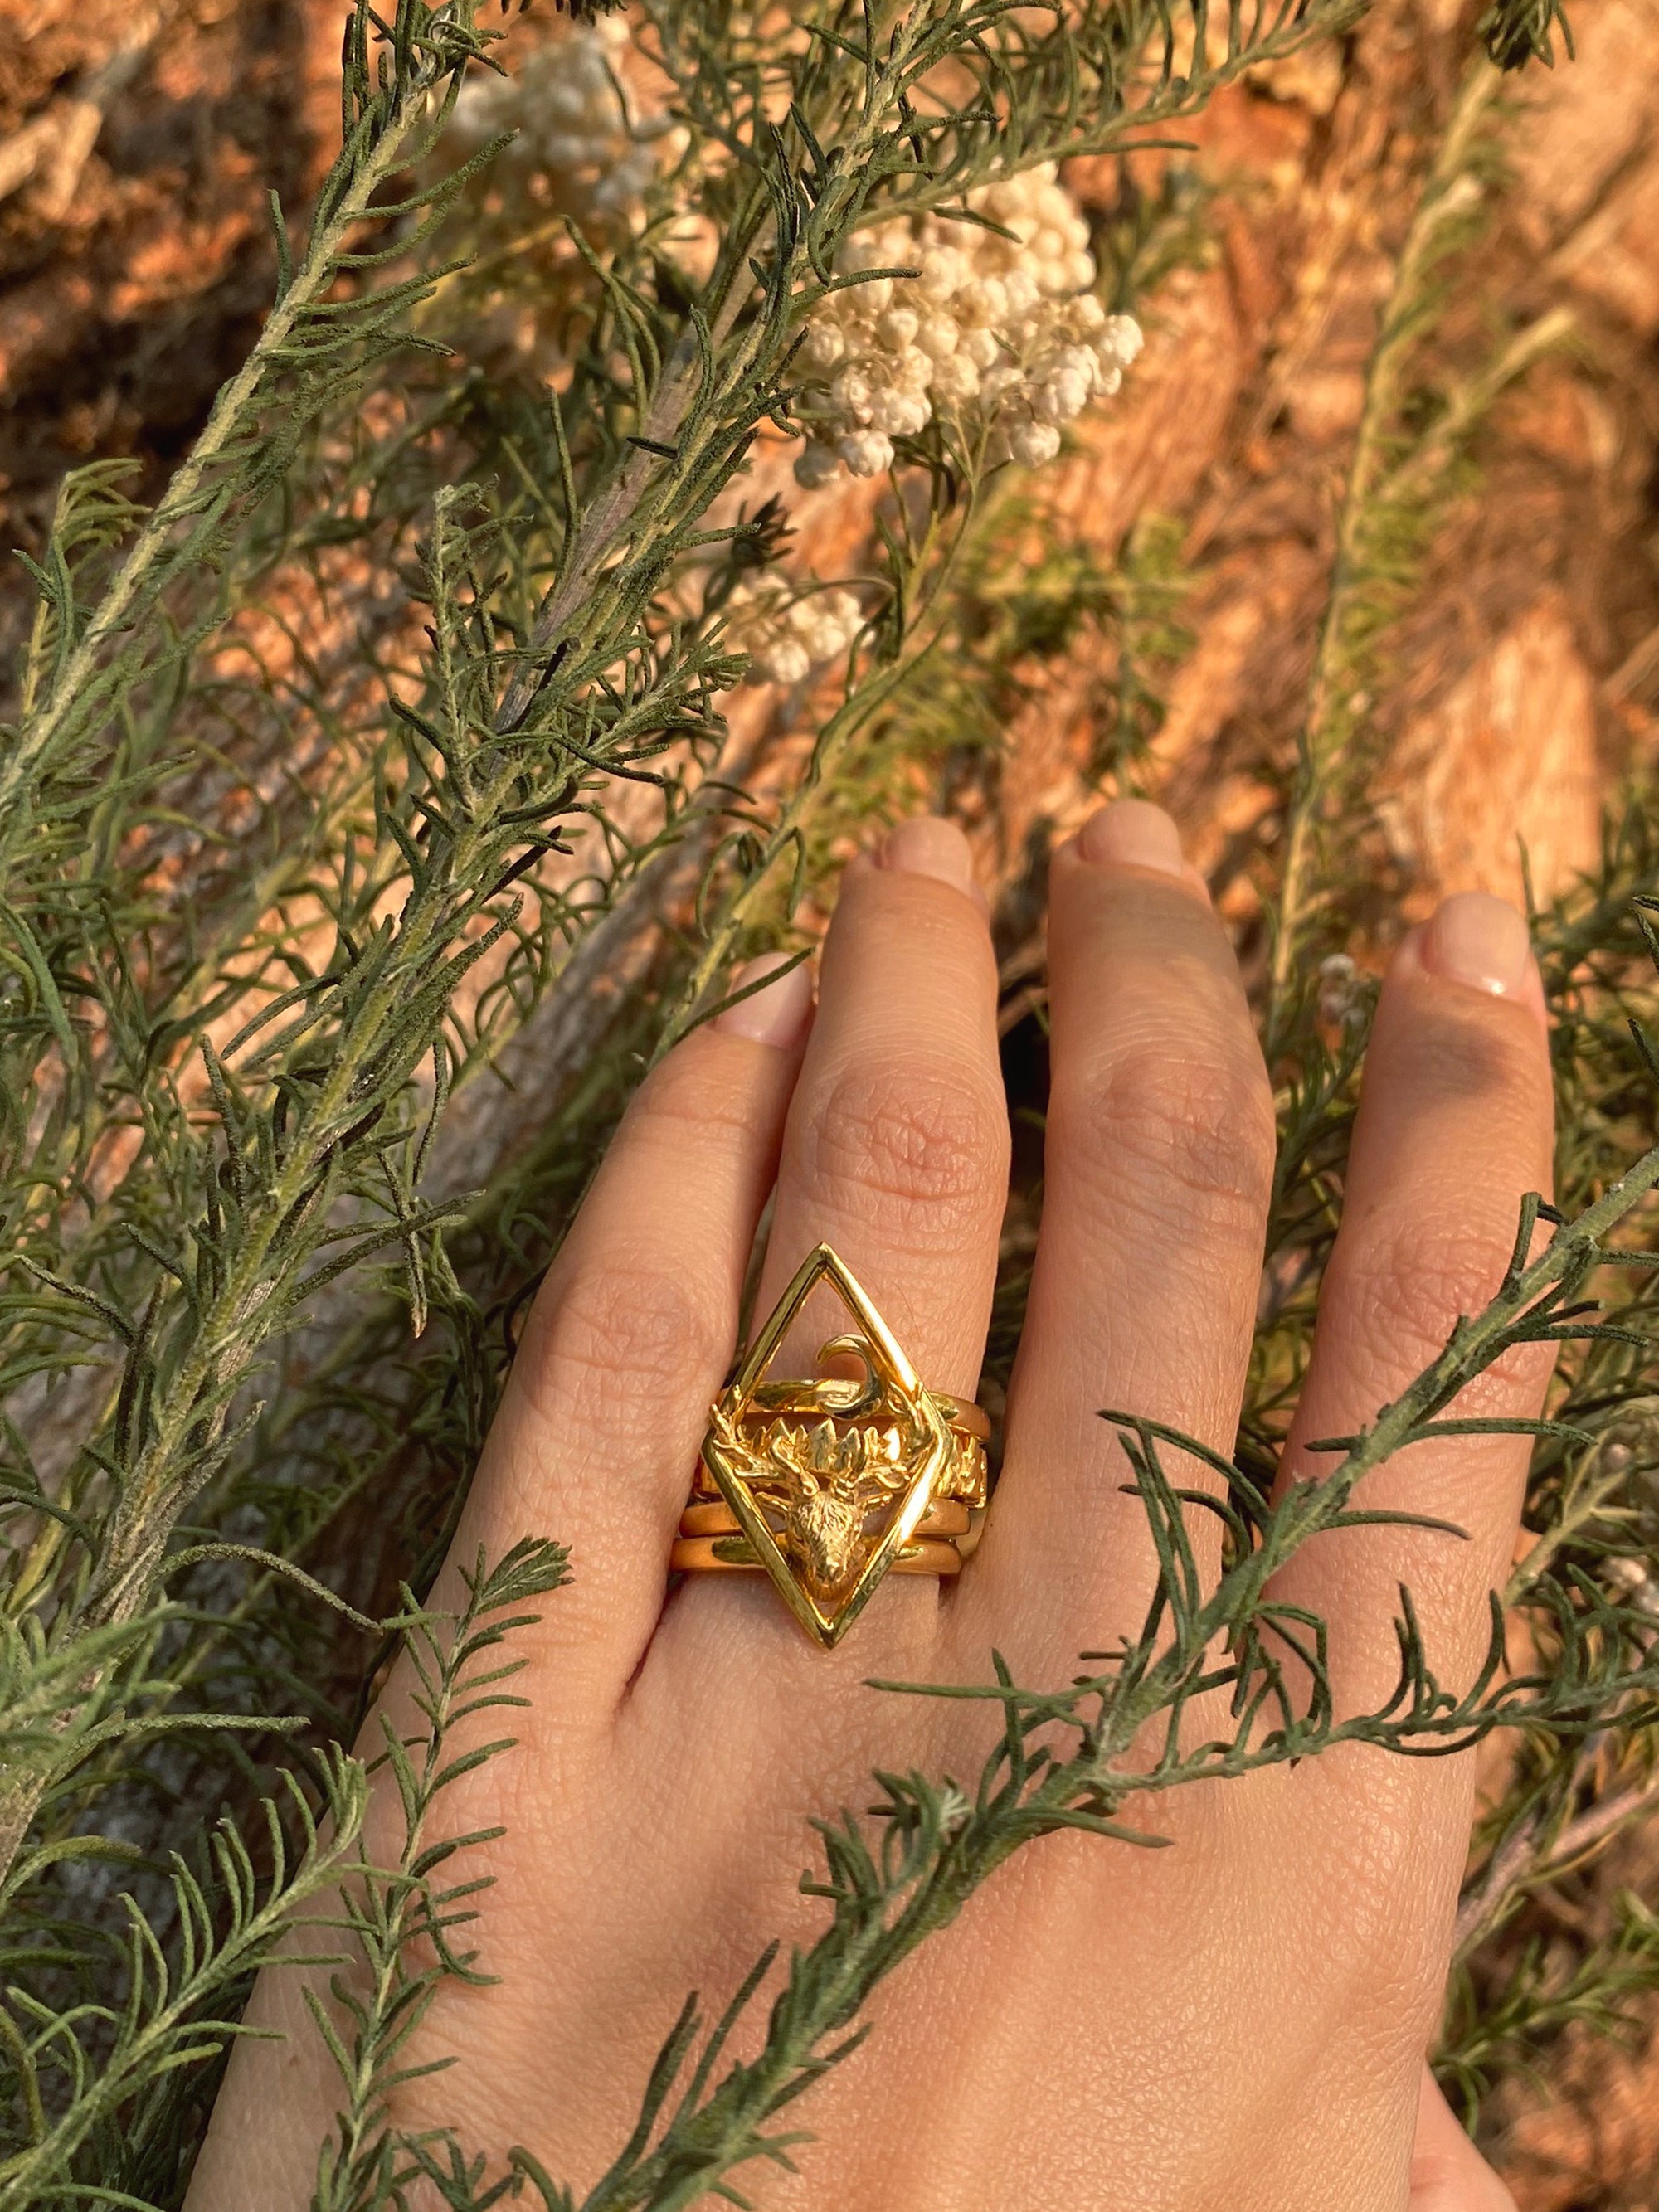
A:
[0, 1754, 369, 2211]
[1478, 0, 1575, 70]
[0, 1, 1647, 2205]
[310, 1540, 570, 2210]
[1442, 1892, 1659, 2118]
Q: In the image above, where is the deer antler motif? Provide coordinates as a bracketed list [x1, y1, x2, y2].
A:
[707, 1400, 912, 1599]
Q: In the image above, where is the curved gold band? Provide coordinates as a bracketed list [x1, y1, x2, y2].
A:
[679, 1496, 976, 1540]
[671, 1533, 966, 1576]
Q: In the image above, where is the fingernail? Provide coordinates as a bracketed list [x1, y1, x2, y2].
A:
[879, 816, 979, 899]
[1076, 799, 1185, 877]
[713, 957, 814, 1048]
[1419, 892, 1534, 999]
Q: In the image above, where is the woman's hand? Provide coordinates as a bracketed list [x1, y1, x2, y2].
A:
[192, 803, 1548, 2210]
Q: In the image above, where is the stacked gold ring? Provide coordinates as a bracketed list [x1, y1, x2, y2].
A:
[670, 1244, 994, 1647]
[672, 1394, 988, 1575]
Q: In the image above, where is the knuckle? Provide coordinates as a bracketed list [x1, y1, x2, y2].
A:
[802, 1060, 1006, 1236]
[1053, 1027, 1274, 1231]
[1355, 1218, 1542, 1399]
[523, 1257, 730, 1431]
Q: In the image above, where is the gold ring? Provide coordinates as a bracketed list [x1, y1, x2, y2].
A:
[673, 1243, 991, 1647]
[669, 1534, 969, 1576]
[678, 1497, 976, 1539]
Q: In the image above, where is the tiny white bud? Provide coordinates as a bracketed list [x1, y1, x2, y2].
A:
[1002, 268, 1041, 315]
[543, 133, 595, 170]
[895, 344, 934, 389]
[1034, 368, 1089, 421]
[838, 427, 895, 476]
[830, 368, 874, 421]
[915, 313, 961, 360]
[800, 321, 846, 371]
[1102, 314, 1144, 365]
[1008, 421, 1061, 466]
[795, 614, 843, 660]
[1316, 953, 1360, 1027]
[868, 388, 930, 436]
[917, 246, 966, 302]
[956, 275, 1008, 328]
[875, 305, 920, 350]
[761, 637, 812, 686]
[937, 1783, 971, 1835]
[929, 352, 980, 402]
[545, 81, 591, 124]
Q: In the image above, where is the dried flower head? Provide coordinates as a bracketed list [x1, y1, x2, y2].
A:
[793, 164, 1143, 485]
[432, 17, 692, 375]
[1316, 950, 1365, 1028]
[722, 567, 864, 686]
[445, 18, 687, 236]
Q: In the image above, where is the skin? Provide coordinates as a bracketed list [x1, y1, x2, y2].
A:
[192, 802, 1547, 2211]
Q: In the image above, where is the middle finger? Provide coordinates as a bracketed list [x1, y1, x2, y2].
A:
[962, 800, 1276, 1674]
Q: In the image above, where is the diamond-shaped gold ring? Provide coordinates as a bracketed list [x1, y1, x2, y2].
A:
[669, 1245, 990, 1647]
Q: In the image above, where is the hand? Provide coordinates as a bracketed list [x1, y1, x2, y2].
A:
[193, 803, 1548, 2210]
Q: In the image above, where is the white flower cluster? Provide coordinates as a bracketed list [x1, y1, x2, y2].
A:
[444, 19, 685, 236]
[1316, 951, 1364, 1028]
[793, 165, 1143, 485]
[722, 570, 863, 686]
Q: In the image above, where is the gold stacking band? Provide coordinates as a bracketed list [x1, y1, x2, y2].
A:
[672, 1533, 973, 1576]
[671, 1243, 991, 1648]
[679, 1496, 976, 1538]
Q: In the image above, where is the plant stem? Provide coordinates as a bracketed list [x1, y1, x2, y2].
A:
[1454, 1768, 1659, 1958]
